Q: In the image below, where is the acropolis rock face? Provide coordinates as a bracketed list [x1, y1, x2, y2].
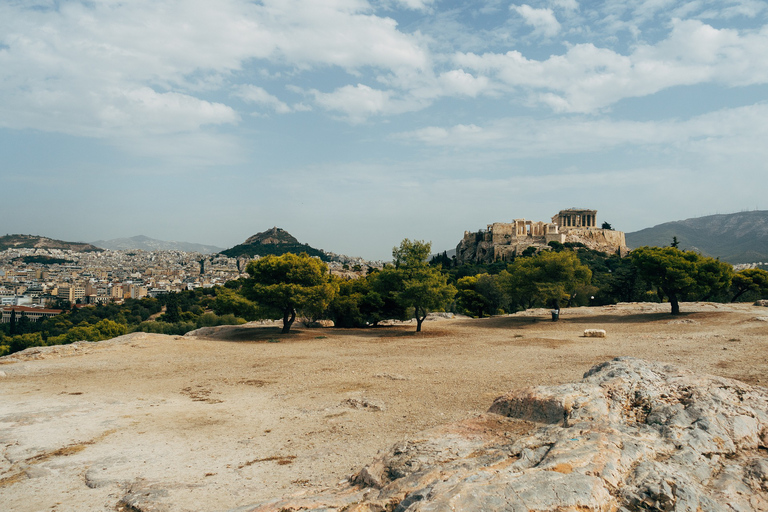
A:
[246, 357, 768, 512]
[456, 208, 628, 264]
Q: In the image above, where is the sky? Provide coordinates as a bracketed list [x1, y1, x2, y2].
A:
[1, 0, 767, 260]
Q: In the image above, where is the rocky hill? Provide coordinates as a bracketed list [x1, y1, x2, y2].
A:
[625, 210, 768, 263]
[220, 227, 329, 261]
[0, 234, 102, 253]
[248, 357, 768, 512]
[91, 235, 223, 254]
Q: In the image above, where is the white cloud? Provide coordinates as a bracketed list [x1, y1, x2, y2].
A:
[308, 83, 422, 123]
[0, 0, 430, 140]
[389, 0, 437, 11]
[437, 69, 491, 97]
[552, 0, 579, 11]
[393, 103, 768, 160]
[511, 4, 561, 37]
[233, 85, 294, 114]
[455, 19, 768, 113]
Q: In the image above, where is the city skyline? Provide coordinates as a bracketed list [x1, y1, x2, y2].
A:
[2, 0, 767, 260]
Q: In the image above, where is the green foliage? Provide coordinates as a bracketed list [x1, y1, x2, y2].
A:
[212, 288, 260, 320]
[630, 246, 733, 314]
[456, 273, 505, 317]
[389, 239, 456, 332]
[499, 250, 592, 310]
[730, 268, 768, 302]
[243, 252, 338, 333]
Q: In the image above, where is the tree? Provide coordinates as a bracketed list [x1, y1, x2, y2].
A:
[212, 288, 260, 320]
[730, 268, 768, 302]
[456, 273, 505, 318]
[242, 253, 338, 333]
[8, 309, 17, 335]
[390, 239, 456, 332]
[602, 221, 613, 230]
[499, 250, 592, 311]
[671, 237, 680, 248]
[630, 246, 733, 315]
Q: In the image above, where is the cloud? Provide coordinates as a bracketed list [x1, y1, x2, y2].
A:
[308, 83, 425, 123]
[511, 4, 561, 37]
[392, 103, 768, 160]
[233, 85, 294, 114]
[0, 0, 430, 140]
[552, 0, 579, 11]
[455, 19, 768, 113]
[389, 0, 437, 11]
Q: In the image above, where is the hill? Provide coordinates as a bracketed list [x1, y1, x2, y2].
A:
[91, 235, 223, 254]
[0, 234, 102, 253]
[625, 210, 768, 263]
[220, 227, 329, 261]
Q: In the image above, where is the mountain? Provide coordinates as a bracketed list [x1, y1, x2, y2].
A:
[220, 227, 329, 261]
[91, 235, 224, 254]
[625, 211, 768, 263]
[0, 234, 102, 253]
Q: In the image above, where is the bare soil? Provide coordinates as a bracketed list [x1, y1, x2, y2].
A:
[1, 302, 767, 512]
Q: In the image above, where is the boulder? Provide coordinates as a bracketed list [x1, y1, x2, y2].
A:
[240, 357, 768, 512]
[583, 328, 607, 337]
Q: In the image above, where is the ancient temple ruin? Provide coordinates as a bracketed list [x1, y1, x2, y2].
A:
[455, 208, 628, 264]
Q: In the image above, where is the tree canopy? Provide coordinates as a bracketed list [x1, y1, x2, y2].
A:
[630, 246, 733, 314]
[730, 268, 768, 302]
[388, 239, 456, 332]
[499, 250, 592, 310]
[243, 252, 338, 333]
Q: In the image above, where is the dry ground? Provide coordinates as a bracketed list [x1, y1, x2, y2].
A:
[1, 302, 767, 511]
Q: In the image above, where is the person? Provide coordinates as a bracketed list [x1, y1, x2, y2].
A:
[551, 299, 560, 321]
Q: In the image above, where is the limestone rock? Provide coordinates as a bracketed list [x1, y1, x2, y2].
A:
[583, 328, 607, 337]
[239, 358, 768, 512]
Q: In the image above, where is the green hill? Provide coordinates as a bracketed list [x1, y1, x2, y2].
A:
[220, 227, 329, 261]
[625, 211, 768, 263]
[0, 234, 102, 253]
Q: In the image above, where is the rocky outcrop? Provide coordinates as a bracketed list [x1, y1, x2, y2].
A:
[242, 357, 768, 512]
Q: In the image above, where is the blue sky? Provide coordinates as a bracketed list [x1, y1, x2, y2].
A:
[2, 0, 767, 260]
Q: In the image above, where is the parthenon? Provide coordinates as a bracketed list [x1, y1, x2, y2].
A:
[552, 208, 597, 228]
[455, 208, 628, 264]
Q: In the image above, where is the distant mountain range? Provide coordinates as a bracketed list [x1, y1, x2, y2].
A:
[91, 235, 224, 254]
[220, 227, 329, 261]
[0, 234, 102, 253]
[625, 211, 768, 263]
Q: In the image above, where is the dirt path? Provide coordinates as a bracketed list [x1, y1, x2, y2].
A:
[1, 302, 767, 512]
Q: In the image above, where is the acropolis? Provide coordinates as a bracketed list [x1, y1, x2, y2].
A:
[455, 208, 628, 264]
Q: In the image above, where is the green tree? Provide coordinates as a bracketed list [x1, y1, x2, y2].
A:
[500, 250, 592, 310]
[630, 246, 733, 315]
[730, 268, 768, 302]
[389, 239, 456, 332]
[212, 287, 260, 320]
[161, 293, 182, 323]
[456, 273, 504, 318]
[243, 253, 338, 333]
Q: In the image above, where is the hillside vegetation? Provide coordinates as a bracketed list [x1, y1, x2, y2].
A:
[220, 227, 329, 261]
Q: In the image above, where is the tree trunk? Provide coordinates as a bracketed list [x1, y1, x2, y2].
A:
[282, 309, 296, 333]
[415, 308, 426, 332]
[669, 294, 680, 315]
[730, 289, 746, 303]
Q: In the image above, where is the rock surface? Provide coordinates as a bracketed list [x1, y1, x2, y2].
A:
[245, 357, 768, 512]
